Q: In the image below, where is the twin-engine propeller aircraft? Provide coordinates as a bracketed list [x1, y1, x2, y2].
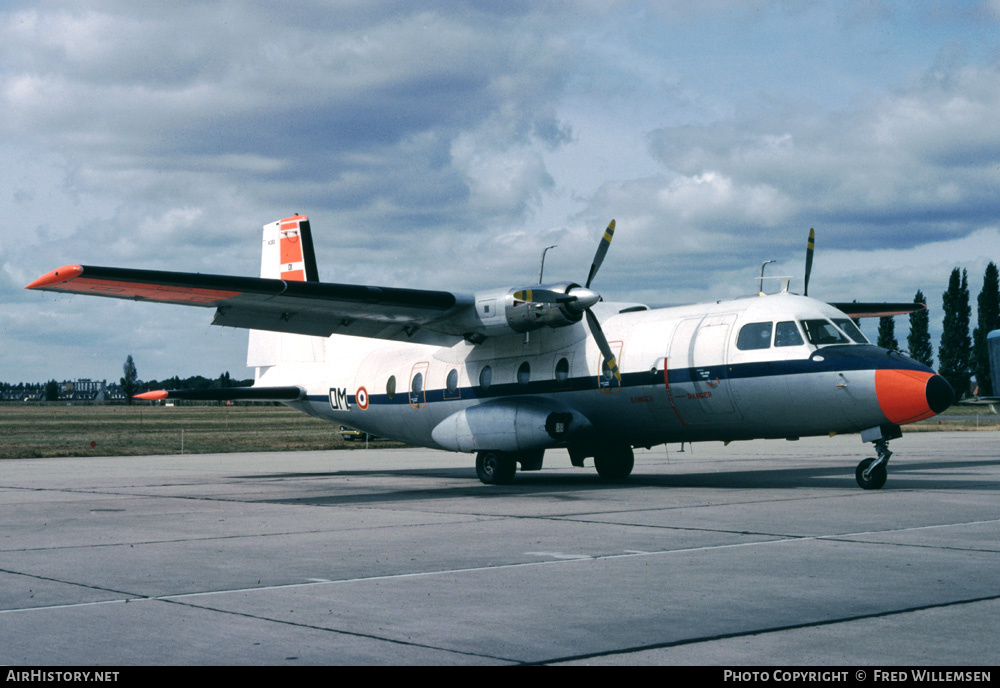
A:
[27, 217, 954, 489]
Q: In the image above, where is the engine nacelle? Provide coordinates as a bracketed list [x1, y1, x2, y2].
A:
[503, 282, 583, 333]
[444, 282, 588, 341]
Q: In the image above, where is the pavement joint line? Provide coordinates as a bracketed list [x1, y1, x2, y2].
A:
[4, 517, 999, 615]
[154, 597, 515, 663]
[533, 592, 1000, 665]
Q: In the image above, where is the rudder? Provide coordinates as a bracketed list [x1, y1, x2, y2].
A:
[260, 214, 319, 282]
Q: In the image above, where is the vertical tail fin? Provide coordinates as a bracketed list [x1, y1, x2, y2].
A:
[249, 215, 325, 373]
[260, 214, 319, 282]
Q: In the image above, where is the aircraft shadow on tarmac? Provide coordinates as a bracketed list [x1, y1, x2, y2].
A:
[234, 458, 1000, 507]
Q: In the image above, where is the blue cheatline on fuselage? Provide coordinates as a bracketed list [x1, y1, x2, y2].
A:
[305, 345, 933, 408]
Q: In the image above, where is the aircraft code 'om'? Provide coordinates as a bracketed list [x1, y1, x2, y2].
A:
[329, 387, 350, 410]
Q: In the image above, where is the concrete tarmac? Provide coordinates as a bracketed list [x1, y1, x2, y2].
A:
[1, 431, 998, 666]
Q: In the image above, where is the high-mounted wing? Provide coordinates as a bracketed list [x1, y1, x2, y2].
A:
[26, 264, 475, 346]
[829, 302, 925, 318]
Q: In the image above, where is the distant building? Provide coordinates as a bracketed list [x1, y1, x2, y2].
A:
[1, 378, 113, 402]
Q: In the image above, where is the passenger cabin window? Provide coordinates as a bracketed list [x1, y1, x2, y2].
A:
[832, 318, 869, 344]
[386, 375, 396, 400]
[774, 321, 804, 347]
[737, 322, 773, 350]
[446, 369, 459, 395]
[800, 319, 849, 346]
[555, 357, 570, 383]
[409, 372, 423, 404]
[479, 365, 492, 392]
[517, 361, 531, 385]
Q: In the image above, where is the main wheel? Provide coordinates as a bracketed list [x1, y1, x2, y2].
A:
[856, 457, 887, 490]
[476, 451, 516, 485]
[594, 446, 634, 481]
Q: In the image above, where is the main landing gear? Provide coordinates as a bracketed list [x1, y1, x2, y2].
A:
[475, 446, 635, 485]
[593, 445, 635, 481]
[856, 437, 892, 490]
[476, 451, 517, 485]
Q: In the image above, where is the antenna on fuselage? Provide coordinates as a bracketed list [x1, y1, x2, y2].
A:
[538, 245, 557, 284]
[758, 260, 775, 295]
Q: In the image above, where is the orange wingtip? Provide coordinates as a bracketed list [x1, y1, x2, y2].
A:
[25, 265, 84, 290]
[134, 390, 169, 400]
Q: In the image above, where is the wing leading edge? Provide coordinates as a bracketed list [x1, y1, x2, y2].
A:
[26, 264, 474, 345]
[829, 302, 926, 318]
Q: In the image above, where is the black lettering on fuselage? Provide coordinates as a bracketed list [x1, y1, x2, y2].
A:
[329, 387, 350, 410]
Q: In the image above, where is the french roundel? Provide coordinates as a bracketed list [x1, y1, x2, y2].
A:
[356, 386, 369, 410]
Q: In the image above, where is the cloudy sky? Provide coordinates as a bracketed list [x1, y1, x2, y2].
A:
[3, 1, 999, 384]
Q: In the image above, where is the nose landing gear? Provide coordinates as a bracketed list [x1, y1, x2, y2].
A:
[856, 426, 899, 490]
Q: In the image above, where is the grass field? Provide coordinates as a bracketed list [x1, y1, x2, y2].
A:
[0, 403, 404, 459]
[0, 402, 996, 459]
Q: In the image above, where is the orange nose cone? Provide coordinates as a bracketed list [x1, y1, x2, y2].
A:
[875, 370, 953, 425]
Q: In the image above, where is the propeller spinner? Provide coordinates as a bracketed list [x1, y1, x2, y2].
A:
[514, 220, 621, 383]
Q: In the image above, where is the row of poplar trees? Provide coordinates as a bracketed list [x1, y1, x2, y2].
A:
[877, 261, 999, 399]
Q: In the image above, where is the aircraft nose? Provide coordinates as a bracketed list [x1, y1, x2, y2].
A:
[875, 369, 954, 425]
[925, 374, 954, 414]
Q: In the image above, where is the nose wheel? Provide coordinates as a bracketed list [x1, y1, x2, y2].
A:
[856, 438, 892, 490]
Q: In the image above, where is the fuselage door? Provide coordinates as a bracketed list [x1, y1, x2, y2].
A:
[668, 315, 741, 423]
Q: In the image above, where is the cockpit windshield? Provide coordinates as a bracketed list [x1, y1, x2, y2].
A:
[832, 318, 869, 344]
[800, 319, 850, 346]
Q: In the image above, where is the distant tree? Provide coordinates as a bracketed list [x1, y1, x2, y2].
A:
[121, 354, 139, 405]
[939, 269, 972, 399]
[907, 290, 933, 367]
[973, 261, 1000, 397]
[876, 316, 898, 351]
[44, 380, 60, 402]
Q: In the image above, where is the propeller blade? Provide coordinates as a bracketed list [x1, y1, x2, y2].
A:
[804, 227, 815, 297]
[585, 309, 621, 384]
[585, 219, 616, 288]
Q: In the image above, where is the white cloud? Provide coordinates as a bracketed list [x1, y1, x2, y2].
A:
[3, 3, 999, 382]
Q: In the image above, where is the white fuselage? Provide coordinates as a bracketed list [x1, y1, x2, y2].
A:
[255, 292, 935, 452]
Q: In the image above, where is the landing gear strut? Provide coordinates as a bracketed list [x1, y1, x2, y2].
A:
[856, 438, 891, 490]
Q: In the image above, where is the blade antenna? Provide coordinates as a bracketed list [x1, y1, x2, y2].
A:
[538, 245, 557, 284]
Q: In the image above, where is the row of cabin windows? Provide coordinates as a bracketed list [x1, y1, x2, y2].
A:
[737, 318, 868, 351]
[384, 357, 575, 400]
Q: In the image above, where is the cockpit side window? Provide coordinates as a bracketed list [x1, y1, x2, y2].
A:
[800, 319, 849, 345]
[774, 321, 804, 347]
[832, 318, 869, 344]
[737, 322, 773, 350]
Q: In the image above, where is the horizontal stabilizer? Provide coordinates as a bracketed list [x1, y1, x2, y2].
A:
[829, 302, 925, 318]
[134, 386, 306, 401]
